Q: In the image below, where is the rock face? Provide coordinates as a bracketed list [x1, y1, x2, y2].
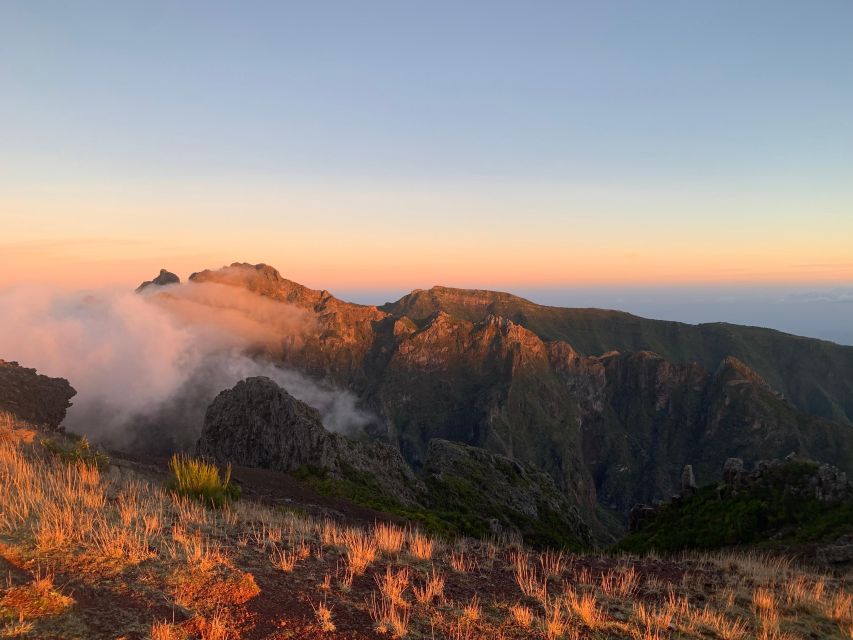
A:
[147, 263, 853, 538]
[423, 439, 593, 548]
[136, 269, 180, 292]
[197, 376, 423, 506]
[0, 360, 76, 429]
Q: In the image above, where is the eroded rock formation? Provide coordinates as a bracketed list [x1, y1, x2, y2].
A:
[0, 360, 76, 429]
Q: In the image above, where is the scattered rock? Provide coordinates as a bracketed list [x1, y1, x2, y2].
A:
[628, 504, 658, 533]
[722, 458, 744, 485]
[816, 543, 853, 565]
[681, 465, 697, 497]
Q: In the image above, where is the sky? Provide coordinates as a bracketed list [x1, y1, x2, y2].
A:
[1, 1, 852, 342]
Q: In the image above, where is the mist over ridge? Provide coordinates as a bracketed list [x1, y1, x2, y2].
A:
[0, 278, 376, 450]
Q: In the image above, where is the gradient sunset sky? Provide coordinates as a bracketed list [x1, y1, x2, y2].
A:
[2, 1, 852, 293]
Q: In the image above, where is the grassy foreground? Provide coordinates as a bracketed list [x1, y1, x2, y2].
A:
[0, 414, 850, 639]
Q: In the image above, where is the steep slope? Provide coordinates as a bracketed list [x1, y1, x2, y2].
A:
[384, 286, 853, 424]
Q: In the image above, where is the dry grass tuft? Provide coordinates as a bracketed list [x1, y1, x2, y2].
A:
[461, 594, 481, 623]
[374, 522, 405, 555]
[449, 550, 474, 573]
[566, 589, 604, 630]
[538, 549, 566, 578]
[311, 599, 336, 632]
[343, 528, 378, 575]
[511, 551, 547, 602]
[412, 566, 445, 604]
[508, 602, 533, 628]
[375, 565, 410, 608]
[269, 544, 299, 572]
[408, 530, 434, 561]
[369, 592, 411, 638]
[149, 620, 186, 640]
[0, 570, 73, 622]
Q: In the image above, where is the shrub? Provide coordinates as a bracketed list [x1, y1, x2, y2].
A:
[41, 435, 109, 470]
[168, 455, 240, 508]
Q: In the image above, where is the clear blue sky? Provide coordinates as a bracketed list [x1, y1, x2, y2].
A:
[3, 1, 852, 185]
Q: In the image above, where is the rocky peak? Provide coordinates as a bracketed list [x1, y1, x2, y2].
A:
[383, 285, 535, 323]
[188, 263, 326, 310]
[713, 356, 780, 396]
[197, 376, 423, 505]
[135, 269, 180, 292]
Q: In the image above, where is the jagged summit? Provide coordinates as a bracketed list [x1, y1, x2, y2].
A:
[135, 268, 180, 292]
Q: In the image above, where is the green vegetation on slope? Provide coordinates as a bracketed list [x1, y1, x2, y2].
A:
[617, 483, 853, 554]
[291, 462, 590, 550]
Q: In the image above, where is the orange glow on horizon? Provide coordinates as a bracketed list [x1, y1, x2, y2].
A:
[2, 236, 851, 294]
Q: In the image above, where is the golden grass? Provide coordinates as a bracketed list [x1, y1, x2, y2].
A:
[449, 550, 474, 573]
[511, 551, 547, 602]
[343, 528, 378, 575]
[600, 564, 639, 598]
[408, 530, 434, 561]
[369, 591, 411, 638]
[539, 549, 567, 578]
[311, 599, 336, 632]
[566, 589, 604, 629]
[2, 419, 852, 640]
[460, 593, 481, 623]
[149, 620, 185, 640]
[508, 602, 533, 628]
[374, 522, 405, 555]
[375, 565, 410, 608]
[269, 544, 299, 572]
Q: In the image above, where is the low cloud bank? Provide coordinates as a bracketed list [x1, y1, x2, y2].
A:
[0, 282, 374, 451]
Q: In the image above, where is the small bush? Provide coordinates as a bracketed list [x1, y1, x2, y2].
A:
[168, 455, 240, 508]
[41, 435, 109, 470]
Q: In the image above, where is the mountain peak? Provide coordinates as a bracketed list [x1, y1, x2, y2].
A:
[135, 268, 180, 292]
[189, 262, 334, 310]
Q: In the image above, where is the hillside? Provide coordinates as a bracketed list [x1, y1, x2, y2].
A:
[384, 286, 853, 426]
[175, 264, 853, 538]
[618, 456, 853, 563]
[2, 415, 852, 639]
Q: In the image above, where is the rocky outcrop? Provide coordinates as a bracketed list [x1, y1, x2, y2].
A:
[729, 455, 851, 502]
[136, 269, 180, 292]
[197, 376, 423, 506]
[681, 465, 697, 497]
[628, 455, 852, 533]
[423, 439, 593, 548]
[722, 458, 745, 484]
[0, 360, 76, 429]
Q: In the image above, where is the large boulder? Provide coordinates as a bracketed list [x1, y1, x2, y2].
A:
[0, 360, 76, 429]
[197, 376, 423, 506]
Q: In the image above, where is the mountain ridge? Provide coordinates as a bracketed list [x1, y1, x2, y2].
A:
[144, 263, 853, 538]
